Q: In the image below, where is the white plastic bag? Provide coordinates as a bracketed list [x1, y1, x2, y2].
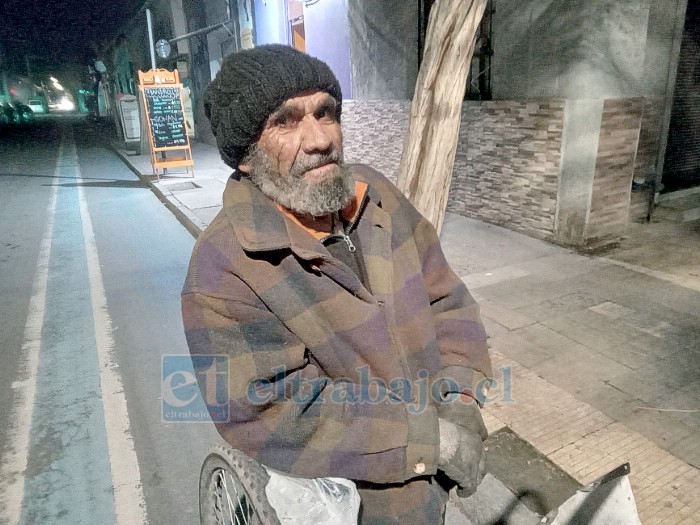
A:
[264, 469, 360, 524]
[543, 464, 641, 525]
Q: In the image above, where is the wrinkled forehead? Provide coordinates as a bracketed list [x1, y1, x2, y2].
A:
[275, 89, 336, 112]
[260, 90, 338, 132]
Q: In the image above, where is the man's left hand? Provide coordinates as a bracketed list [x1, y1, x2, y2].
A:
[437, 418, 486, 497]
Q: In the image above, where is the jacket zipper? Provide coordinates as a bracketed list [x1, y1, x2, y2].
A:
[338, 192, 369, 253]
[341, 233, 356, 252]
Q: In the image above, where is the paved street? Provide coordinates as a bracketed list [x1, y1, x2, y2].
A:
[0, 119, 221, 523]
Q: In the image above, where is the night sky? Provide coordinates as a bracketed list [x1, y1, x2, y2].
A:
[0, 0, 142, 71]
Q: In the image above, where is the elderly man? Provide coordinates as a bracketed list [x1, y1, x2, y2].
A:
[182, 45, 492, 524]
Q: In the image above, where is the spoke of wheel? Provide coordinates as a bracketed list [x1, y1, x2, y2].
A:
[224, 473, 251, 525]
[220, 471, 236, 524]
[214, 471, 226, 524]
[231, 471, 251, 525]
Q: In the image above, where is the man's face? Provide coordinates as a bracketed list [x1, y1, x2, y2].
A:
[238, 89, 354, 217]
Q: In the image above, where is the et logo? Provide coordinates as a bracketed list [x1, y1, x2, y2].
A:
[161, 355, 229, 422]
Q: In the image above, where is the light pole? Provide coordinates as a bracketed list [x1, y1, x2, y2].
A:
[146, 9, 157, 70]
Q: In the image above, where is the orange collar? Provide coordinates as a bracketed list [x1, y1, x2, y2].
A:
[276, 181, 368, 241]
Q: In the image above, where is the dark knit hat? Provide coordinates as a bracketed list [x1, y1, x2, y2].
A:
[204, 44, 343, 169]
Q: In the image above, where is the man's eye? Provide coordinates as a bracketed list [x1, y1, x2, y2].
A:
[273, 112, 299, 129]
[277, 116, 294, 128]
[319, 106, 337, 121]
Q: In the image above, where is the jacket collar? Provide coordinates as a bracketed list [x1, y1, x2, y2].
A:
[222, 166, 379, 256]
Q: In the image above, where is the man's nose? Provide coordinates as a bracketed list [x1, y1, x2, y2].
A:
[300, 117, 333, 153]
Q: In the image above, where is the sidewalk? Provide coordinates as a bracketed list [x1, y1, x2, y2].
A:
[112, 140, 700, 523]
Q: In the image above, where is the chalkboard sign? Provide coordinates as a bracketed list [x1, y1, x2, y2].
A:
[143, 86, 188, 148]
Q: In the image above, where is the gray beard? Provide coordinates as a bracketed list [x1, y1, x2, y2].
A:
[244, 145, 355, 217]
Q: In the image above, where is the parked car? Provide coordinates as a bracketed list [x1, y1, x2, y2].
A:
[27, 98, 48, 114]
[14, 103, 35, 123]
[0, 103, 35, 128]
[0, 103, 19, 126]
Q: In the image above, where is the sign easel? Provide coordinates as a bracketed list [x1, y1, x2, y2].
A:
[138, 69, 194, 180]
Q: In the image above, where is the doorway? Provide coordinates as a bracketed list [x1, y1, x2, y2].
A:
[663, 0, 700, 192]
[287, 0, 306, 52]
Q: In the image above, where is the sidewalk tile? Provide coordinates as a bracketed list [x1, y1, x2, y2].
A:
[478, 301, 535, 330]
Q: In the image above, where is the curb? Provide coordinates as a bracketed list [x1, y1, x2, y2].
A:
[109, 143, 204, 239]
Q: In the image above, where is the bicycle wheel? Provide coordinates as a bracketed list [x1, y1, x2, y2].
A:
[199, 445, 280, 525]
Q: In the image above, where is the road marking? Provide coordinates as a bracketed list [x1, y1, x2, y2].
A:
[72, 140, 148, 524]
[0, 141, 63, 524]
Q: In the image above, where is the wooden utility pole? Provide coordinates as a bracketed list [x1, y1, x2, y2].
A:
[396, 0, 488, 234]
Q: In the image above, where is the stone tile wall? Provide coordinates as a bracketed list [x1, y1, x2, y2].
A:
[586, 98, 644, 244]
[447, 101, 565, 241]
[342, 98, 645, 246]
[341, 99, 410, 182]
[343, 100, 566, 241]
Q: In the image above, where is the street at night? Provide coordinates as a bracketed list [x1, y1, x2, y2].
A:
[0, 118, 219, 523]
[2, 0, 700, 523]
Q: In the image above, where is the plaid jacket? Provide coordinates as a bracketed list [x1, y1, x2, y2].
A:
[182, 165, 491, 522]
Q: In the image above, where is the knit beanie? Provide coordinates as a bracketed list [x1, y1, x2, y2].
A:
[204, 44, 343, 170]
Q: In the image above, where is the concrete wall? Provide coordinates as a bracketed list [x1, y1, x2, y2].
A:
[125, 0, 174, 72]
[348, 0, 419, 99]
[490, 0, 687, 177]
[170, 0, 190, 55]
[489, 0, 686, 133]
[253, 0, 288, 45]
[635, 97, 665, 185]
[554, 99, 604, 245]
[487, 0, 687, 244]
[304, 0, 352, 99]
[182, 0, 216, 144]
[205, 0, 234, 80]
[180, 0, 669, 247]
[492, 0, 653, 100]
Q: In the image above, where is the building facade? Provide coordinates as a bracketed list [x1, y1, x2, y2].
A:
[126, 0, 694, 248]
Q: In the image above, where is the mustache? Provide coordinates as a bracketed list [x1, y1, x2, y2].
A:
[289, 149, 343, 179]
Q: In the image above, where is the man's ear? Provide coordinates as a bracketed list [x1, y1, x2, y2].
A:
[237, 163, 251, 174]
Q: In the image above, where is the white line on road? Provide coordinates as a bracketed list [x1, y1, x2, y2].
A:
[0, 141, 63, 524]
[72, 140, 148, 524]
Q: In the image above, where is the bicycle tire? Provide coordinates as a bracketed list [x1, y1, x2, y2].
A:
[199, 445, 280, 525]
